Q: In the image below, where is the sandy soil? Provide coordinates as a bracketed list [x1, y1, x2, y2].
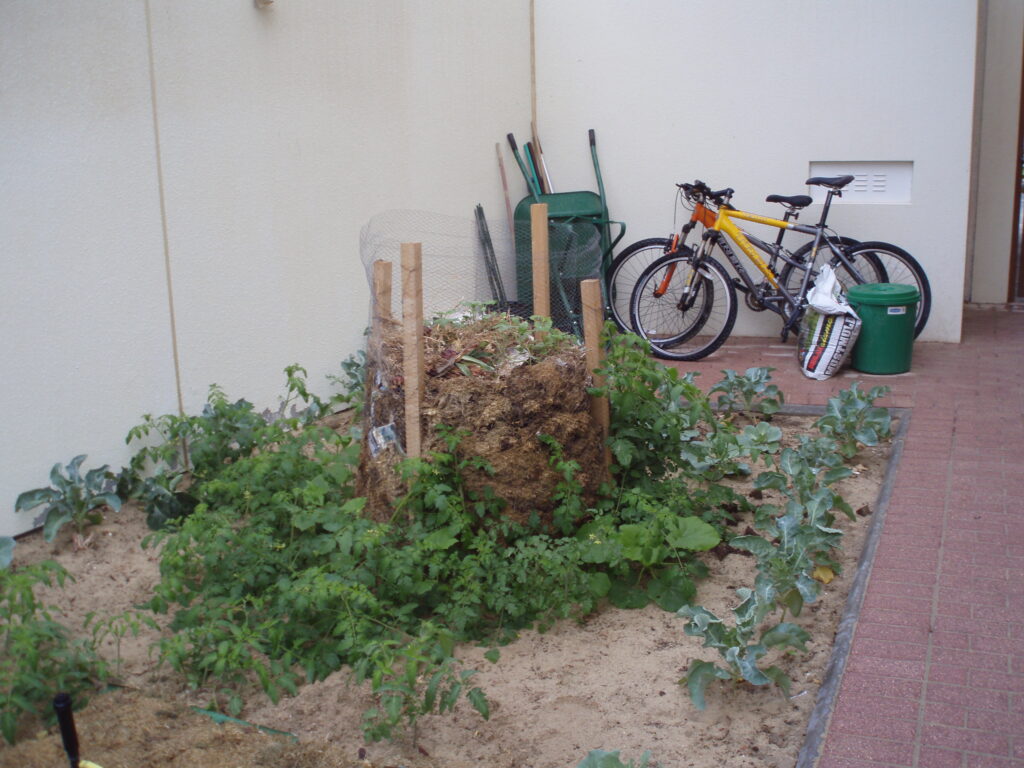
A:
[0, 413, 892, 768]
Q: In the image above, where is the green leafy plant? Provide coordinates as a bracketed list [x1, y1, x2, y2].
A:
[729, 511, 837, 619]
[134, 472, 199, 531]
[575, 505, 719, 611]
[329, 348, 368, 417]
[593, 327, 714, 487]
[145, 424, 543, 741]
[0, 548, 106, 744]
[814, 382, 892, 458]
[709, 367, 785, 417]
[15, 456, 122, 545]
[85, 609, 158, 679]
[678, 585, 810, 709]
[127, 384, 272, 482]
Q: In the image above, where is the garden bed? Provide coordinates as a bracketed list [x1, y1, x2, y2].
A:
[1, 411, 893, 768]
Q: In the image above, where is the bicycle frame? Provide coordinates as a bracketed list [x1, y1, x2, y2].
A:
[715, 208, 808, 288]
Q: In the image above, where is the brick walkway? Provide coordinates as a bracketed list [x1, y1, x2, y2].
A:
[663, 306, 1024, 767]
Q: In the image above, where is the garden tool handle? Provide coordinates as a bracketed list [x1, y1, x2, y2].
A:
[54, 692, 80, 768]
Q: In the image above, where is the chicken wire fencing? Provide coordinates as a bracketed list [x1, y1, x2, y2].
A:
[359, 208, 603, 336]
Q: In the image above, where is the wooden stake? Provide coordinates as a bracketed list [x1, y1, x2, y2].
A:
[581, 278, 611, 468]
[401, 243, 424, 458]
[372, 259, 392, 328]
[530, 203, 550, 320]
[496, 143, 516, 244]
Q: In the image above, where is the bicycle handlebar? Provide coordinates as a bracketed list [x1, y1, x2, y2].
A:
[677, 180, 733, 206]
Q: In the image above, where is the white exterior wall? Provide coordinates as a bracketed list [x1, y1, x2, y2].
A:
[534, 0, 978, 342]
[0, 1, 1002, 536]
[1, 0, 531, 536]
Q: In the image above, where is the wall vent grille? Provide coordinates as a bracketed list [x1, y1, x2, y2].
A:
[809, 161, 912, 204]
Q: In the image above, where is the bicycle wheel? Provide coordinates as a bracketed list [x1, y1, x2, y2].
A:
[629, 250, 737, 360]
[780, 235, 881, 297]
[605, 237, 673, 331]
[845, 241, 931, 337]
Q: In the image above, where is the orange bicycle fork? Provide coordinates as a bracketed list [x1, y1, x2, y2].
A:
[654, 201, 719, 298]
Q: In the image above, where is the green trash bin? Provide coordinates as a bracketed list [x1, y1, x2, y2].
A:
[846, 283, 920, 374]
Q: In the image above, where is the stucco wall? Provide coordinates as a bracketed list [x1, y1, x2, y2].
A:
[0, 1, 1007, 537]
[533, 0, 979, 343]
[0, 0, 531, 536]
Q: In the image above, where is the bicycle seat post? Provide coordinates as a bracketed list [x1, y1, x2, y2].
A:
[815, 187, 839, 228]
[774, 207, 799, 247]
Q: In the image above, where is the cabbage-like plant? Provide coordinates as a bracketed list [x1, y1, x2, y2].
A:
[15, 455, 121, 546]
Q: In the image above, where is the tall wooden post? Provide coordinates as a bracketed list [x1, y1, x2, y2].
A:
[530, 203, 550, 319]
[581, 278, 611, 468]
[401, 243, 424, 458]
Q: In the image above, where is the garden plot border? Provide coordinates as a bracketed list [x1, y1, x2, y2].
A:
[787, 404, 911, 768]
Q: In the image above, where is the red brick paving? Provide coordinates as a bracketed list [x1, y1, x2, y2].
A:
[664, 306, 1024, 766]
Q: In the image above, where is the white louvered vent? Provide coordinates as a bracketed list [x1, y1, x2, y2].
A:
[808, 161, 912, 204]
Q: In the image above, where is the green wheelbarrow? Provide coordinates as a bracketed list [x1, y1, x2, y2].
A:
[508, 129, 626, 336]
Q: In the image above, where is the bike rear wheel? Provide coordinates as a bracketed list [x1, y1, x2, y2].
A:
[629, 250, 737, 360]
[780, 235, 882, 297]
[605, 237, 673, 331]
[844, 241, 931, 337]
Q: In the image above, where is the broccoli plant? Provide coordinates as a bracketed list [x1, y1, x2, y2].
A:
[15, 455, 121, 546]
[814, 383, 892, 458]
[678, 585, 810, 709]
[709, 367, 785, 417]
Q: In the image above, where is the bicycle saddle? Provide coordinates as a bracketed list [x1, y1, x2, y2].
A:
[765, 193, 812, 209]
[806, 175, 855, 190]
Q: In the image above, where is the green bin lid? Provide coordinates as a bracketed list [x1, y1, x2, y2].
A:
[846, 282, 920, 305]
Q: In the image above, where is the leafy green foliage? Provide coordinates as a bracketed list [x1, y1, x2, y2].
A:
[709, 367, 785, 416]
[8, 322, 894, 740]
[592, 327, 714, 487]
[15, 456, 122, 543]
[126, 384, 272, 482]
[329, 348, 368, 417]
[814, 382, 892, 458]
[678, 586, 809, 710]
[0, 552, 106, 744]
[144, 422, 595, 740]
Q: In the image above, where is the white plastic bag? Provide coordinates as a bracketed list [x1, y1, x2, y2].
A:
[797, 266, 862, 380]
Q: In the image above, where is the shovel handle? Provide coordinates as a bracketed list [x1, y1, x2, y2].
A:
[54, 692, 80, 768]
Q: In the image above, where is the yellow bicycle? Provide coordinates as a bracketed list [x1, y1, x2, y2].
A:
[628, 177, 931, 360]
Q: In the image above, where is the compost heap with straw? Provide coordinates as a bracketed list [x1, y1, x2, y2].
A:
[356, 311, 609, 527]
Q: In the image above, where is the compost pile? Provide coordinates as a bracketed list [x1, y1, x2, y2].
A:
[357, 312, 608, 527]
